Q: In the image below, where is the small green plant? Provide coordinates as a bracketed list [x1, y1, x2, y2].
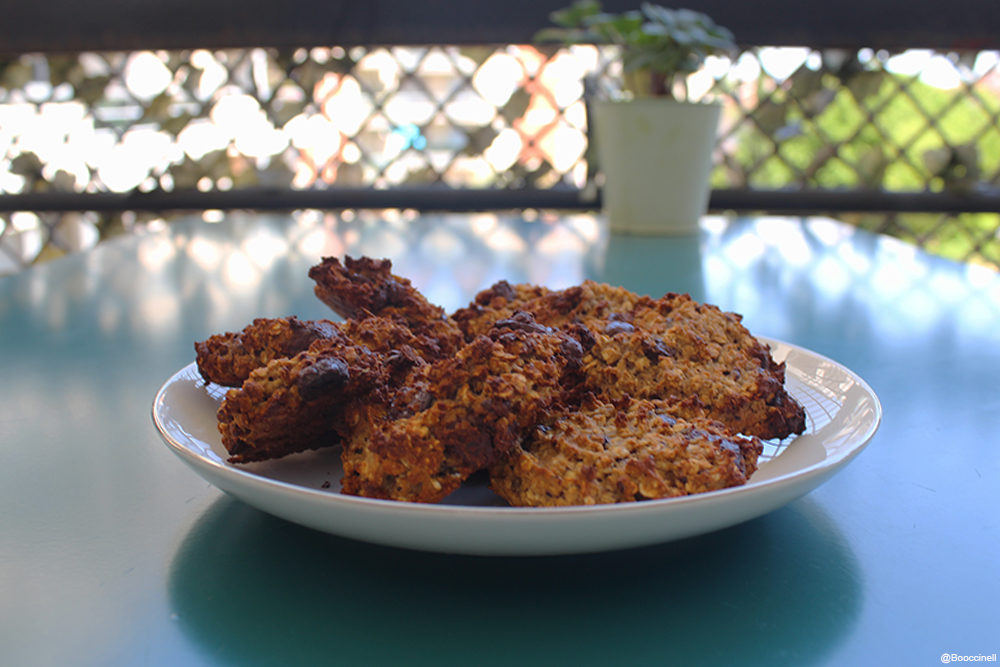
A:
[535, 0, 735, 100]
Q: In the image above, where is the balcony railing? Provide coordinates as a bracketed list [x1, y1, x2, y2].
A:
[1, 0, 998, 273]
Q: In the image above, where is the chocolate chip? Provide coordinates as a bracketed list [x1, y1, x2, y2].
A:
[410, 389, 434, 412]
[604, 320, 635, 336]
[286, 319, 336, 353]
[494, 312, 551, 334]
[564, 323, 596, 351]
[386, 347, 421, 372]
[492, 280, 516, 301]
[641, 336, 676, 361]
[559, 336, 584, 361]
[550, 285, 584, 314]
[656, 413, 677, 427]
[296, 357, 350, 400]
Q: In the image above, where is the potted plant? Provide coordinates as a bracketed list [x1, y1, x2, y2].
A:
[537, 1, 735, 234]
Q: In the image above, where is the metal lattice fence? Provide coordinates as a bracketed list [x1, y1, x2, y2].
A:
[1, 44, 999, 274]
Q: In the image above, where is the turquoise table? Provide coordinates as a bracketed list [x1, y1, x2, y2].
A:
[2, 212, 997, 666]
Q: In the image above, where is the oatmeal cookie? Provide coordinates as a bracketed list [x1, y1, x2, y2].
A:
[308, 256, 463, 358]
[216, 316, 428, 463]
[195, 316, 339, 387]
[456, 281, 805, 439]
[452, 280, 640, 339]
[339, 313, 586, 503]
[581, 294, 806, 439]
[451, 280, 553, 340]
[489, 397, 764, 507]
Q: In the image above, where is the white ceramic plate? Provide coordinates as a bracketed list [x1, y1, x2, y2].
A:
[152, 339, 880, 556]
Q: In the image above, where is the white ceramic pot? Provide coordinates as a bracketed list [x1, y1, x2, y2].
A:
[591, 98, 721, 235]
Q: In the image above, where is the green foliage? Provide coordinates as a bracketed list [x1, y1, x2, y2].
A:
[729, 68, 1000, 190]
[723, 63, 1000, 266]
[536, 0, 735, 99]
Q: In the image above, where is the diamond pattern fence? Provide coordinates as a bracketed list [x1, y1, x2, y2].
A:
[1, 44, 999, 274]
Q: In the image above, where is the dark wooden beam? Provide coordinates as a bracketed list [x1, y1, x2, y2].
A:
[2, 187, 999, 215]
[1, 0, 997, 55]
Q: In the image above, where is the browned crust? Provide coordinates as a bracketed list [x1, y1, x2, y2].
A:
[489, 397, 764, 507]
[216, 341, 381, 463]
[216, 316, 429, 463]
[580, 293, 806, 439]
[339, 314, 586, 503]
[451, 279, 640, 340]
[195, 316, 340, 387]
[451, 280, 553, 340]
[454, 282, 805, 440]
[308, 256, 463, 359]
